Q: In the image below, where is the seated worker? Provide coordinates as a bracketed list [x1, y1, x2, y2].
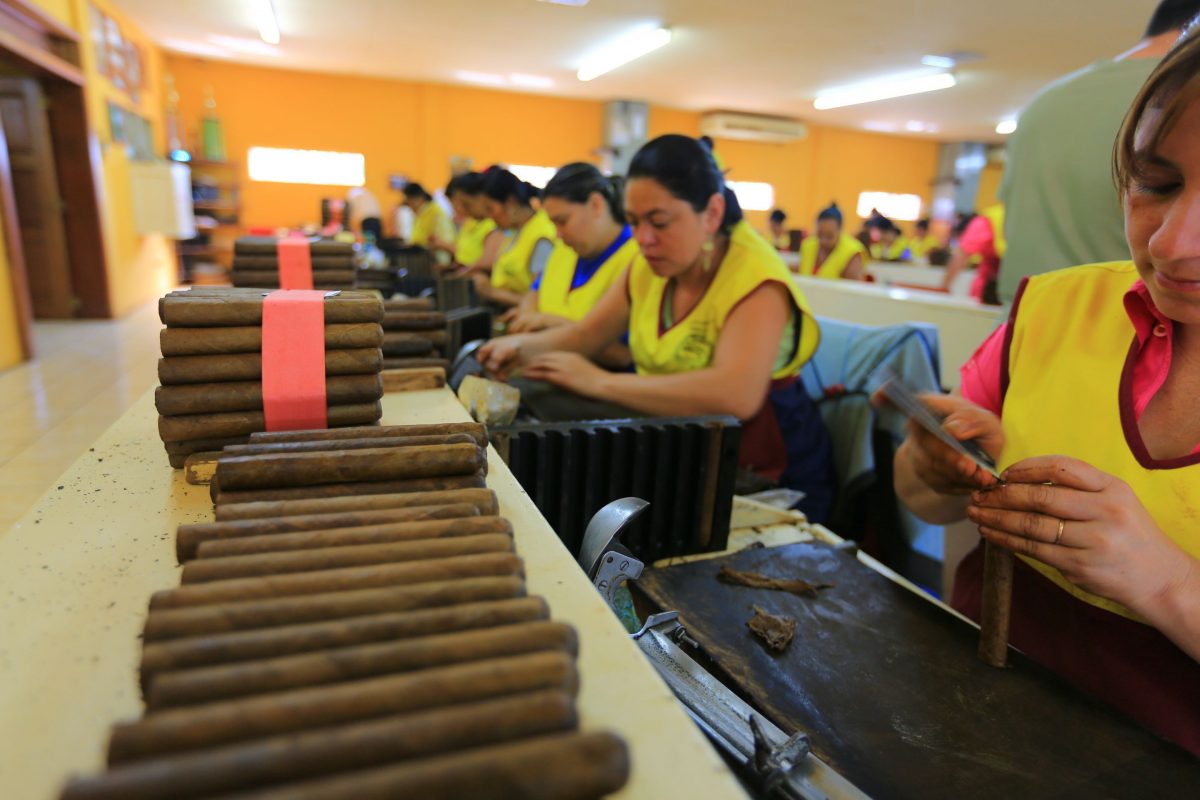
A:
[870, 220, 911, 262]
[909, 218, 941, 260]
[402, 182, 456, 267]
[478, 135, 836, 523]
[944, 204, 1005, 304]
[891, 31, 1200, 755]
[768, 208, 791, 250]
[475, 167, 559, 308]
[798, 203, 868, 279]
[504, 163, 638, 368]
[429, 173, 502, 272]
[345, 186, 383, 242]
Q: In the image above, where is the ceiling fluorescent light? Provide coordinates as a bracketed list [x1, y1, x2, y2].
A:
[510, 73, 555, 89]
[577, 27, 672, 82]
[921, 55, 956, 69]
[456, 70, 506, 87]
[995, 119, 1018, 135]
[255, 0, 279, 45]
[814, 71, 956, 110]
[538, 0, 589, 5]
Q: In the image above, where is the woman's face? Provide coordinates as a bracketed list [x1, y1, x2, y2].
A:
[486, 197, 517, 229]
[816, 218, 841, 250]
[1124, 96, 1200, 324]
[465, 193, 488, 220]
[448, 192, 470, 219]
[543, 193, 606, 257]
[624, 177, 722, 277]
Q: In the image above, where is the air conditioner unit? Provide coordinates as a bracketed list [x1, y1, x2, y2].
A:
[700, 112, 808, 143]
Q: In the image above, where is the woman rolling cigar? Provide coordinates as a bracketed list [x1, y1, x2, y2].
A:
[891, 29, 1200, 755]
[478, 135, 836, 523]
[401, 182, 455, 267]
[474, 167, 560, 309]
[500, 162, 638, 367]
[429, 173, 502, 272]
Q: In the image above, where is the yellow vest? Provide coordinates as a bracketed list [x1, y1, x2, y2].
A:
[410, 201, 451, 248]
[870, 237, 911, 261]
[909, 234, 941, 259]
[628, 221, 819, 379]
[454, 217, 497, 267]
[799, 232, 867, 279]
[1000, 262, 1200, 621]
[981, 204, 1006, 259]
[492, 209, 557, 294]
[537, 234, 639, 322]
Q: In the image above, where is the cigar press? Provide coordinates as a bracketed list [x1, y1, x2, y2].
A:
[579, 500, 869, 800]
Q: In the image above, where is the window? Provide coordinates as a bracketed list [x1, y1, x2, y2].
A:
[726, 181, 775, 212]
[508, 164, 558, 189]
[857, 191, 922, 221]
[248, 147, 365, 186]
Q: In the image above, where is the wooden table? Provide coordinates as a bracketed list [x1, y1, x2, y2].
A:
[0, 387, 746, 799]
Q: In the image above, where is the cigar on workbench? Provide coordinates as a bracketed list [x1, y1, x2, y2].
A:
[232, 237, 354, 256]
[158, 402, 383, 443]
[160, 324, 382, 357]
[384, 297, 436, 311]
[219, 432, 475, 457]
[145, 621, 579, 709]
[214, 487, 499, 521]
[158, 290, 382, 328]
[382, 311, 446, 331]
[158, 348, 383, 386]
[155, 374, 383, 417]
[232, 253, 356, 268]
[212, 443, 486, 490]
[229, 269, 356, 287]
[381, 334, 435, 358]
[62, 690, 576, 800]
[383, 357, 450, 371]
[140, 596, 550, 679]
[107, 650, 578, 763]
[248, 421, 488, 447]
[212, 473, 488, 506]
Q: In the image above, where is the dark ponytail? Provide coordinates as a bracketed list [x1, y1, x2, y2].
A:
[817, 202, 843, 227]
[627, 134, 743, 233]
[481, 166, 541, 207]
[542, 162, 624, 223]
[402, 182, 433, 202]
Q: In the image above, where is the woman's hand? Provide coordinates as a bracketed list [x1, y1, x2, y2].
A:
[471, 272, 495, 300]
[521, 352, 608, 398]
[507, 312, 566, 334]
[886, 392, 1004, 494]
[476, 335, 527, 379]
[966, 455, 1193, 616]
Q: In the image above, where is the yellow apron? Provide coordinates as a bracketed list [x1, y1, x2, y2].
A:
[870, 237, 910, 261]
[799, 232, 867, 278]
[537, 234, 639, 322]
[492, 209, 558, 294]
[454, 217, 497, 267]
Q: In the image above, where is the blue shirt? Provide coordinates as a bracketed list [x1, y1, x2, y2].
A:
[531, 226, 633, 291]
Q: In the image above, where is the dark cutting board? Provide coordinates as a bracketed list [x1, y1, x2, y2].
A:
[636, 542, 1200, 800]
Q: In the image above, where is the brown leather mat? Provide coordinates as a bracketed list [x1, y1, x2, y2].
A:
[637, 542, 1199, 799]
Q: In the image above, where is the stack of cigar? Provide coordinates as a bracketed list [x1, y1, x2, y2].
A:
[381, 297, 451, 372]
[231, 237, 357, 290]
[61, 423, 630, 800]
[156, 288, 386, 468]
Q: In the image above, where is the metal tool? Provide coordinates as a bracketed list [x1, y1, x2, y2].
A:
[581, 500, 872, 800]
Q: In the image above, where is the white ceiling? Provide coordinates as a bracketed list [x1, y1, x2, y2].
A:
[112, 0, 1159, 142]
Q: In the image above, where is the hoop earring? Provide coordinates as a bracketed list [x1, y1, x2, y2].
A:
[701, 239, 715, 272]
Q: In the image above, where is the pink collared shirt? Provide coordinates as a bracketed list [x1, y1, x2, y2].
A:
[960, 278, 1200, 453]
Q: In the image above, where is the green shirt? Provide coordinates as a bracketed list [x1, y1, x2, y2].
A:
[998, 57, 1156, 302]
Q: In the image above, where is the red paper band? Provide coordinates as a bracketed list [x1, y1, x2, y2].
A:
[277, 237, 314, 290]
[262, 290, 328, 432]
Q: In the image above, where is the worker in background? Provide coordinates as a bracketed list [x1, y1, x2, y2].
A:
[503, 163, 638, 370]
[478, 135, 835, 523]
[944, 204, 1004, 304]
[909, 218, 940, 261]
[767, 208, 790, 250]
[345, 186, 383, 243]
[429, 173, 502, 272]
[476, 167, 559, 308]
[798, 203, 867, 280]
[998, 0, 1200, 302]
[402, 182, 456, 267]
[890, 31, 1200, 753]
[870, 220, 911, 262]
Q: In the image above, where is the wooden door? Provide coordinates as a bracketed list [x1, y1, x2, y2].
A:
[0, 77, 73, 318]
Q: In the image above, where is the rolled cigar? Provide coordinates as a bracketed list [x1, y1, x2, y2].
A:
[151, 553, 523, 611]
[164, 436, 251, 456]
[194, 517, 511, 561]
[214, 443, 485, 490]
[159, 348, 383, 385]
[233, 254, 356, 268]
[183, 532, 514, 583]
[978, 543, 1016, 668]
[223, 731, 629, 800]
[215, 488, 499, 521]
[141, 596, 549, 676]
[234, 237, 353, 256]
[380, 335, 434, 358]
[160, 324, 382, 357]
[382, 311, 446, 330]
[384, 357, 450, 371]
[213, 473, 487, 505]
[231, 271, 357, 289]
[159, 293, 381, 328]
[384, 297, 436, 311]
[107, 650, 577, 763]
[156, 375, 384, 417]
[143, 575, 527, 642]
[221, 432, 474, 456]
[249, 421, 487, 446]
[147, 621, 578, 709]
[62, 691, 575, 800]
[177, 502, 484, 561]
[168, 451, 196, 469]
[385, 329, 446, 348]
[159, 402, 383, 443]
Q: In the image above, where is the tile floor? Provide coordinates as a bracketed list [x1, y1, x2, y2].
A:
[0, 300, 162, 532]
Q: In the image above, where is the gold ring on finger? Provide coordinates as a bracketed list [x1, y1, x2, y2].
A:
[1054, 518, 1065, 546]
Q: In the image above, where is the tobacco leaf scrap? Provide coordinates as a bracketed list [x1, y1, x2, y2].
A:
[747, 605, 797, 652]
[717, 565, 833, 598]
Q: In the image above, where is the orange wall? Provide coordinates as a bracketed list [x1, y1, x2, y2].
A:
[165, 57, 939, 239]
